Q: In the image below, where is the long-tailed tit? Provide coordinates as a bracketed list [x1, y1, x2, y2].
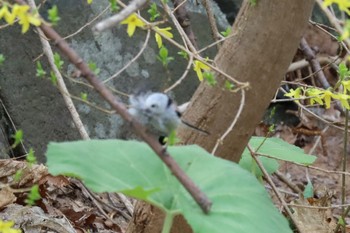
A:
[128, 92, 208, 137]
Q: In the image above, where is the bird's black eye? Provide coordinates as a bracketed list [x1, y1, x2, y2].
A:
[151, 104, 157, 108]
[167, 97, 172, 107]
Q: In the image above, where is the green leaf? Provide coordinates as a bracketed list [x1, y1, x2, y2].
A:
[11, 130, 23, 148]
[47, 140, 292, 233]
[48, 5, 60, 26]
[36, 61, 46, 78]
[303, 180, 313, 198]
[26, 148, 37, 165]
[80, 92, 88, 101]
[109, 0, 119, 12]
[159, 46, 168, 59]
[25, 185, 41, 206]
[177, 50, 188, 60]
[250, 0, 257, 6]
[248, 136, 316, 164]
[220, 27, 231, 37]
[14, 169, 23, 182]
[88, 62, 100, 75]
[50, 71, 57, 85]
[203, 72, 216, 86]
[148, 3, 160, 21]
[224, 80, 235, 90]
[53, 53, 64, 70]
[0, 54, 5, 65]
[338, 216, 345, 226]
[157, 46, 173, 67]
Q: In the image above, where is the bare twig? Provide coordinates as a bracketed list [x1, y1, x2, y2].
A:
[164, 54, 193, 93]
[27, 0, 90, 140]
[300, 37, 330, 89]
[256, 152, 350, 176]
[103, 29, 151, 84]
[200, 0, 221, 50]
[340, 108, 349, 232]
[287, 57, 339, 73]
[171, 0, 199, 50]
[211, 89, 245, 154]
[247, 145, 304, 233]
[93, 0, 148, 33]
[274, 171, 302, 194]
[64, 5, 110, 40]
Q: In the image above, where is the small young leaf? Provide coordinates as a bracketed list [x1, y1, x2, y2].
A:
[250, 0, 257, 6]
[12, 130, 23, 148]
[48, 5, 60, 25]
[221, 27, 231, 37]
[109, 0, 119, 12]
[36, 61, 46, 78]
[148, 3, 160, 21]
[50, 71, 57, 85]
[157, 46, 173, 67]
[203, 72, 216, 86]
[0, 54, 5, 65]
[14, 169, 23, 182]
[88, 62, 100, 75]
[80, 92, 88, 101]
[224, 80, 235, 90]
[177, 51, 188, 60]
[26, 148, 37, 165]
[303, 180, 313, 198]
[338, 216, 345, 226]
[53, 53, 64, 70]
[25, 185, 41, 206]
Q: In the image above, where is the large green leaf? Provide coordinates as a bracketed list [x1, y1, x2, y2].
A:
[47, 140, 292, 233]
[248, 136, 316, 164]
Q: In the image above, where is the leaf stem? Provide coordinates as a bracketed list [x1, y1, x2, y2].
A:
[162, 212, 174, 233]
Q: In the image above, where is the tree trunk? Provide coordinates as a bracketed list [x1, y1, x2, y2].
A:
[126, 0, 315, 232]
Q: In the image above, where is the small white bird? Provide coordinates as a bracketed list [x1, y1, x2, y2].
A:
[128, 92, 208, 137]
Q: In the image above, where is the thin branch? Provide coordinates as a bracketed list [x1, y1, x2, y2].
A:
[162, 1, 195, 52]
[27, 0, 90, 140]
[170, 0, 198, 50]
[300, 37, 330, 89]
[211, 89, 245, 154]
[103, 29, 151, 84]
[341, 108, 349, 231]
[256, 152, 350, 176]
[287, 57, 339, 73]
[274, 171, 302, 194]
[197, 33, 235, 54]
[164, 54, 193, 93]
[93, 0, 148, 33]
[200, 0, 221, 50]
[288, 203, 350, 210]
[64, 4, 110, 40]
[247, 145, 304, 233]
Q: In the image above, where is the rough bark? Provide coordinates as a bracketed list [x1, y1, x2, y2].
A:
[126, 0, 315, 233]
[179, 0, 315, 162]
